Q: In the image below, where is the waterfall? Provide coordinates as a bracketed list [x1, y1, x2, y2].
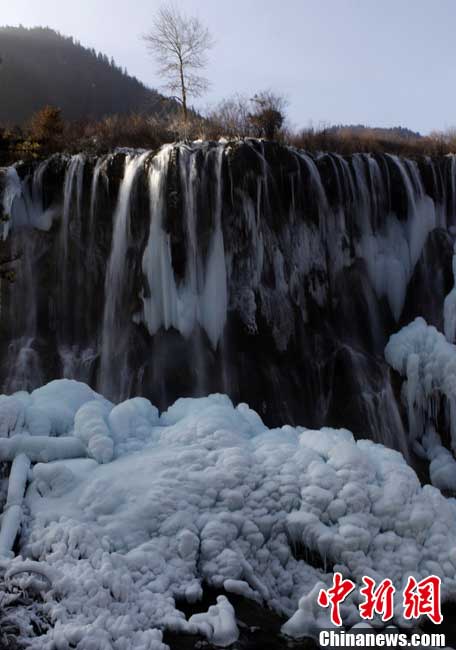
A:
[56, 154, 95, 379]
[138, 143, 227, 348]
[450, 154, 456, 224]
[1, 167, 22, 239]
[60, 154, 85, 260]
[89, 156, 106, 230]
[99, 151, 150, 400]
[1, 164, 52, 392]
[138, 145, 177, 337]
[1, 143, 456, 457]
[199, 144, 228, 349]
[58, 154, 84, 299]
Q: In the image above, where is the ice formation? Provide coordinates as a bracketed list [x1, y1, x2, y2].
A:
[188, 596, 239, 647]
[385, 318, 456, 449]
[444, 245, 456, 343]
[423, 428, 456, 492]
[0, 453, 30, 557]
[1, 167, 21, 239]
[385, 237, 456, 490]
[139, 144, 228, 349]
[1, 159, 58, 233]
[385, 317, 456, 493]
[0, 380, 455, 647]
[280, 582, 335, 639]
[359, 155, 437, 322]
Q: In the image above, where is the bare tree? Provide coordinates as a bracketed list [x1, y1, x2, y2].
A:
[143, 4, 214, 125]
[207, 94, 252, 138]
[249, 90, 288, 141]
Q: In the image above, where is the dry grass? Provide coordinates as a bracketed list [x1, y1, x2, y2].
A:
[290, 126, 456, 156]
[2, 111, 456, 164]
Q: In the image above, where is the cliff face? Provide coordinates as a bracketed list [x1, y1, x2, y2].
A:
[1, 141, 455, 456]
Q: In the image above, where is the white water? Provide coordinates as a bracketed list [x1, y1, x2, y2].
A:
[60, 155, 85, 258]
[99, 151, 150, 399]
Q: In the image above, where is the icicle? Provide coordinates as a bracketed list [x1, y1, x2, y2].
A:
[0, 435, 86, 462]
[5, 453, 30, 507]
[139, 143, 228, 349]
[0, 453, 30, 557]
[139, 145, 178, 336]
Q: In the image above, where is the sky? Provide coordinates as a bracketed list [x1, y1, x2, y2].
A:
[1, 0, 455, 134]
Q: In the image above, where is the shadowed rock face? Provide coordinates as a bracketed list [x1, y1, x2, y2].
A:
[1, 141, 455, 457]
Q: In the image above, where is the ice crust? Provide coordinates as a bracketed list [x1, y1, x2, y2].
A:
[0, 380, 455, 646]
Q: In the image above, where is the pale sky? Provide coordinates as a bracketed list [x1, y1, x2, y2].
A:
[2, 0, 455, 134]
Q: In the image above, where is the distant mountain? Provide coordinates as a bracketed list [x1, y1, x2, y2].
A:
[327, 124, 422, 139]
[325, 124, 423, 140]
[0, 26, 168, 125]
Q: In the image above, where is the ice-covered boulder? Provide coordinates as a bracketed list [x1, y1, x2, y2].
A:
[189, 596, 239, 647]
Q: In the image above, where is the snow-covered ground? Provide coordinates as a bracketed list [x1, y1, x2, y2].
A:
[0, 379, 456, 648]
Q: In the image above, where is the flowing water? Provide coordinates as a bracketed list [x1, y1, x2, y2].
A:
[1, 141, 456, 460]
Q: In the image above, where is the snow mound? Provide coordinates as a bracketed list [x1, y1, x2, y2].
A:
[0, 381, 455, 647]
[31, 379, 111, 436]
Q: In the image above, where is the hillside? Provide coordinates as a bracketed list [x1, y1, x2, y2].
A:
[327, 123, 422, 139]
[0, 26, 166, 125]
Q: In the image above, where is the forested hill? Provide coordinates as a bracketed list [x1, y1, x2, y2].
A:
[0, 26, 166, 124]
[327, 124, 422, 139]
